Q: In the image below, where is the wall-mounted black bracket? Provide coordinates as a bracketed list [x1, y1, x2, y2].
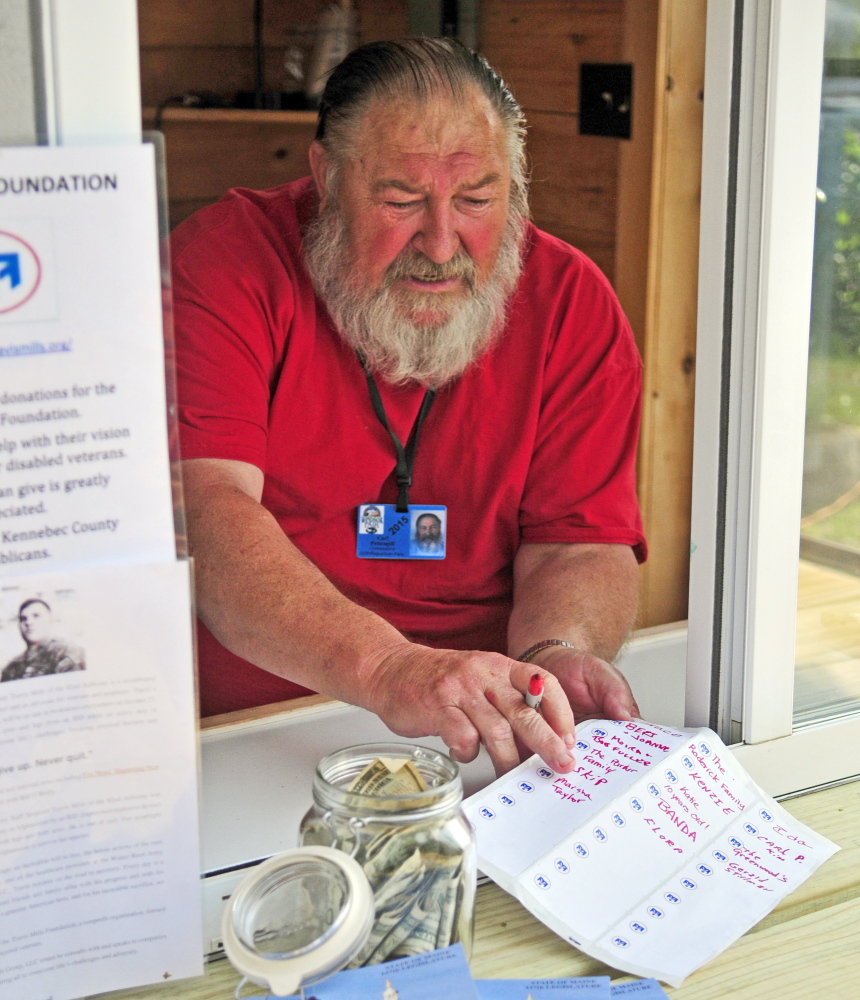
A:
[579, 63, 633, 139]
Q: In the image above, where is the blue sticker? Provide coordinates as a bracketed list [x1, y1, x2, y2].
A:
[357, 504, 447, 559]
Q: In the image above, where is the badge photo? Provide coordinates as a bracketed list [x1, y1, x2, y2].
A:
[356, 504, 447, 560]
[409, 507, 446, 558]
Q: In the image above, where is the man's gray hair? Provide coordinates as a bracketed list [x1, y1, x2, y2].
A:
[314, 37, 529, 216]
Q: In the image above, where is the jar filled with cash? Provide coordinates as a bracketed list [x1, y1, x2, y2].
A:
[299, 742, 476, 967]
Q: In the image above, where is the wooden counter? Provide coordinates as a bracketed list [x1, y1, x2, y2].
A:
[85, 778, 859, 1000]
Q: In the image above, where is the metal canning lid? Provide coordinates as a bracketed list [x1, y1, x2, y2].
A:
[222, 845, 374, 997]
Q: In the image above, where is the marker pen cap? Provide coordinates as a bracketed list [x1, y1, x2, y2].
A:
[221, 845, 374, 997]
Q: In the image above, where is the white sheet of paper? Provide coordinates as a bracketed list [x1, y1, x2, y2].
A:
[0, 145, 175, 574]
[0, 560, 202, 1000]
[464, 720, 839, 987]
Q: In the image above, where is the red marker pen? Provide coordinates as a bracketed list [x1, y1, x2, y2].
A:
[525, 673, 544, 711]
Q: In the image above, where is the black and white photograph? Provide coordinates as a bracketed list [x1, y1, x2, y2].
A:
[0, 597, 86, 682]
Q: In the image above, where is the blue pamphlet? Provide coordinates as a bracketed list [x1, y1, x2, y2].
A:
[610, 980, 669, 998]
[357, 503, 447, 559]
[249, 943, 478, 999]
[475, 977, 610, 999]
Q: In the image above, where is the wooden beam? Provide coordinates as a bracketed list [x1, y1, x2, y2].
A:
[614, 0, 659, 358]
[636, 0, 706, 628]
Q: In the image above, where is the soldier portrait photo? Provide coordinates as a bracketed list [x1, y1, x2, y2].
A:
[0, 598, 86, 682]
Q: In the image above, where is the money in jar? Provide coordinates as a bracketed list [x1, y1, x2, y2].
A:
[298, 742, 476, 967]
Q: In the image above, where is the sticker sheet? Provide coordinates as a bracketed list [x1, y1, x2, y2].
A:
[464, 720, 839, 987]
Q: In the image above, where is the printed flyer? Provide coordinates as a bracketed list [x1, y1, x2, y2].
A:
[0, 144, 175, 575]
[0, 560, 202, 1000]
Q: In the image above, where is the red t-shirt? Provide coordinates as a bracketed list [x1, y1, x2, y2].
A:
[171, 177, 647, 716]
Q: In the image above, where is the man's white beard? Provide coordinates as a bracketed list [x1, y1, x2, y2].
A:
[304, 201, 526, 387]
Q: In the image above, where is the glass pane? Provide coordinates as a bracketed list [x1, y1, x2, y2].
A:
[797, 0, 860, 725]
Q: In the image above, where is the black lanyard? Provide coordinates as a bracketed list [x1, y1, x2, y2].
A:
[357, 353, 436, 513]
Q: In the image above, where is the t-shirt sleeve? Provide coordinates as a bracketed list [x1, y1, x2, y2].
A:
[170, 200, 293, 471]
[519, 252, 647, 563]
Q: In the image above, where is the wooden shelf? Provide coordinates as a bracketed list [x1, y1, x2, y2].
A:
[142, 107, 317, 126]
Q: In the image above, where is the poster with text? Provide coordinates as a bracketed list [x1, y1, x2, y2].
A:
[0, 145, 175, 575]
[0, 560, 202, 1000]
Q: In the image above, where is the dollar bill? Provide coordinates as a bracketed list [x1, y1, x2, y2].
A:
[328, 757, 471, 968]
[349, 757, 428, 796]
[347, 865, 436, 968]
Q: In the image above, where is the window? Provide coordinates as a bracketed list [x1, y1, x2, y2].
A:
[689, 0, 860, 796]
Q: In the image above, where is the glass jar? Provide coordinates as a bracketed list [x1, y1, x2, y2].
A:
[299, 742, 476, 968]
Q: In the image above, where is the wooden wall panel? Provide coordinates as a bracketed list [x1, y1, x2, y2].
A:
[140, 0, 329, 47]
[139, 0, 408, 106]
[636, 0, 706, 628]
[140, 48, 256, 106]
[356, 0, 409, 42]
[480, 0, 623, 113]
[527, 113, 618, 235]
[526, 111, 618, 281]
[148, 117, 316, 201]
[614, 2, 659, 357]
[481, 2, 624, 284]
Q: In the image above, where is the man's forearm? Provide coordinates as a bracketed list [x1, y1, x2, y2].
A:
[184, 460, 602, 771]
[508, 542, 639, 663]
[184, 461, 407, 707]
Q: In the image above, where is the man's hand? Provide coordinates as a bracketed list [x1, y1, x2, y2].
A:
[364, 643, 577, 777]
[528, 645, 640, 723]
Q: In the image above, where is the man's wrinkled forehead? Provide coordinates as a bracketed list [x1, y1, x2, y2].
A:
[343, 91, 510, 187]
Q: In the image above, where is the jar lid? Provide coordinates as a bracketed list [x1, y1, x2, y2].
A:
[222, 845, 374, 997]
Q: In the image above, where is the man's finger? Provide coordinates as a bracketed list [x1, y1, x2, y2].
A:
[512, 667, 575, 746]
[588, 661, 639, 719]
[437, 705, 482, 764]
[489, 680, 575, 773]
[456, 694, 522, 776]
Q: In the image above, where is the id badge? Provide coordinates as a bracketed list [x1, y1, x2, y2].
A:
[357, 504, 447, 559]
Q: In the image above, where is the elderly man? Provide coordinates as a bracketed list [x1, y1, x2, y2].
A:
[172, 38, 646, 776]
